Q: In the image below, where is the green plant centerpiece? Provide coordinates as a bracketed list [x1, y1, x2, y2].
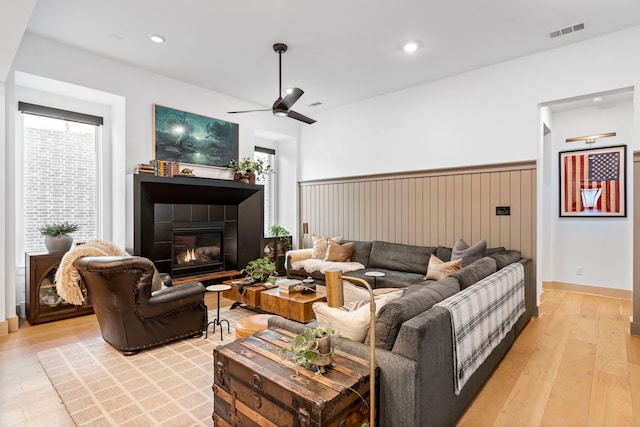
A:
[280, 326, 340, 375]
[240, 257, 278, 283]
[228, 157, 274, 184]
[38, 221, 80, 253]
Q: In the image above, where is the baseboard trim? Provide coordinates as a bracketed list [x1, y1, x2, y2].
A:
[8, 316, 18, 333]
[543, 281, 632, 300]
[0, 320, 8, 336]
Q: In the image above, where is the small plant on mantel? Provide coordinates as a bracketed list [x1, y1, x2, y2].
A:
[228, 157, 274, 183]
[240, 257, 278, 283]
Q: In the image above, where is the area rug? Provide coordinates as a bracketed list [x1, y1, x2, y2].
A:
[37, 306, 254, 426]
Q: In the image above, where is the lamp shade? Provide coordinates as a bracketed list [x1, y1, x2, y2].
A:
[324, 268, 344, 308]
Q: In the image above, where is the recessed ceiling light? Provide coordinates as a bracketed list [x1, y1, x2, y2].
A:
[109, 33, 123, 41]
[592, 96, 603, 103]
[403, 41, 420, 53]
[149, 34, 166, 43]
[286, 88, 293, 95]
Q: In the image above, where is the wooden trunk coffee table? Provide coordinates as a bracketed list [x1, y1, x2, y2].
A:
[259, 287, 326, 323]
[213, 328, 375, 427]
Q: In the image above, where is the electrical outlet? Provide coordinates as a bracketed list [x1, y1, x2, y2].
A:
[576, 266, 583, 275]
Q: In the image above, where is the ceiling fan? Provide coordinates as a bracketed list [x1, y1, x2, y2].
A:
[228, 43, 316, 125]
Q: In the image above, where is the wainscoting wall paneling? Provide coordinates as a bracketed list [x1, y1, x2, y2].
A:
[299, 161, 537, 263]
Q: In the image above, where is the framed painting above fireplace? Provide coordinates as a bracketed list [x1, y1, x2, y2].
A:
[153, 104, 238, 168]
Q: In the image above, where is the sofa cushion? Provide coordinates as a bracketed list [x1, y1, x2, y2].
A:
[346, 268, 427, 288]
[343, 240, 373, 266]
[372, 277, 460, 350]
[313, 290, 403, 342]
[324, 240, 354, 262]
[436, 246, 452, 262]
[490, 250, 522, 270]
[425, 255, 462, 280]
[449, 256, 497, 290]
[368, 241, 436, 274]
[311, 234, 342, 259]
[451, 238, 487, 266]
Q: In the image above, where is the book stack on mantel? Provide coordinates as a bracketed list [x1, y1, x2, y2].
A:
[134, 163, 154, 175]
[276, 278, 302, 294]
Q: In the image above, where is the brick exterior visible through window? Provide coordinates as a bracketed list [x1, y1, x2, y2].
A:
[23, 114, 98, 253]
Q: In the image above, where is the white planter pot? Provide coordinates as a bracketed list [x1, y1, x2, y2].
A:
[44, 235, 73, 253]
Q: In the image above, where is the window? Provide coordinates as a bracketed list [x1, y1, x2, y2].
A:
[19, 102, 103, 252]
[254, 147, 275, 235]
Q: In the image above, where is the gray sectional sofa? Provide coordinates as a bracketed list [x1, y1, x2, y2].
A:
[274, 240, 536, 427]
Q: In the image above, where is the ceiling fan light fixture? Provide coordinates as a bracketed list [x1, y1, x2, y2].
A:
[403, 41, 421, 53]
[149, 34, 166, 43]
[273, 110, 288, 117]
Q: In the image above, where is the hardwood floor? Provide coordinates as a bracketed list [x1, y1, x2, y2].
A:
[1, 290, 639, 426]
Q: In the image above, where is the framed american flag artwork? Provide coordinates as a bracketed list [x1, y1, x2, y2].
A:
[559, 145, 626, 217]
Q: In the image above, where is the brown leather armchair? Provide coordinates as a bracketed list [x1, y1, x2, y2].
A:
[74, 256, 207, 355]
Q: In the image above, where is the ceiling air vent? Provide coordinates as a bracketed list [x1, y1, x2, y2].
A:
[308, 101, 323, 107]
[549, 23, 585, 39]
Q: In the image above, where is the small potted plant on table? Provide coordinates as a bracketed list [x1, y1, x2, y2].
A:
[241, 257, 278, 284]
[38, 221, 80, 253]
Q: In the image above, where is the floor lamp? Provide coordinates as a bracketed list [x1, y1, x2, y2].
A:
[324, 268, 376, 427]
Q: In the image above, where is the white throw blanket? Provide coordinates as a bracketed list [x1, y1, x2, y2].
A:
[435, 262, 525, 395]
[55, 240, 129, 305]
[290, 258, 365, 275]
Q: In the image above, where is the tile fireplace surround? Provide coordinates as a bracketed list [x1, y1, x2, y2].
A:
[131, 174, 264, 276]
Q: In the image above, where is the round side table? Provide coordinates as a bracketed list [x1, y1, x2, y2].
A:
[364, 271, 385, 288]
[205, 284, 232, 340]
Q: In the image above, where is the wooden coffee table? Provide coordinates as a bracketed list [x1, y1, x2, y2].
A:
[260, 286, 326, 323]
[221, 280, 277, 308]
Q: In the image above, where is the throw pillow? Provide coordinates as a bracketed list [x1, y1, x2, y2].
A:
[450, 238, 487, 267]
[424, 255, 462, 280]
[311, 234, 342, 259]
[324, 240, 355, 262]
[312, 291, 404, 342]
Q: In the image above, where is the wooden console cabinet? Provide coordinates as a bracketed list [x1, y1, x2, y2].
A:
[25, 252, 93, 325]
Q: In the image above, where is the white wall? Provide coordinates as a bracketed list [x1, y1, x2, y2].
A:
[4, 34, 302, 312]
[10, 33, 301, 249]
[298, 26, 640, 294]
[300, 26, 640, 181]
[548, 100, 633, 289]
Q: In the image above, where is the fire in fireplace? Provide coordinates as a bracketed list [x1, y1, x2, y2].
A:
[172, 225, 224, 277]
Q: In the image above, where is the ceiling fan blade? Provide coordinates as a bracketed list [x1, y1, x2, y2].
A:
[277, 88, 304, 110]
[227, 108, 272, 114]
[287, 110, 316, 124]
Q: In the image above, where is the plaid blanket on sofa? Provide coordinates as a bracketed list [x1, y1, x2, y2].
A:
[435, 262, 525, 395]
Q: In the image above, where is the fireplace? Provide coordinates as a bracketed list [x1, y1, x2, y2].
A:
[172, 224, 224, 277]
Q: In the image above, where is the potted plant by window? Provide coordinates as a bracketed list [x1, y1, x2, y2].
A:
[38, 221, 80, 253]
[264, 225, 293, 275]
[280, 326, 340, 375]
[228, 157, 274, 184]
[240, 257, 278, 283]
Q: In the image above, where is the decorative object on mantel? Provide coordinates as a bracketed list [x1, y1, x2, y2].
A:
[178, 167, 195, 176]
[227, 43, 317, 125]
[39, 221, 80, 253]
[228, 157, 274, 184]
[559, 144, 626, 217]
[565, 131, 616, 144]
[153, 103, 238, 168]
